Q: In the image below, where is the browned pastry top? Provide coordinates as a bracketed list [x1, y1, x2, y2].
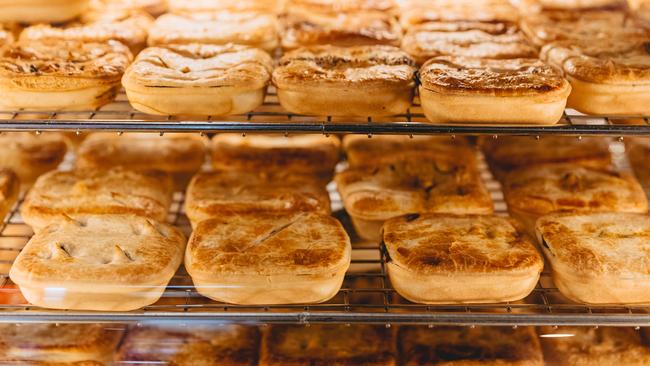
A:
[335, 156, 493, 220]
[538, 213, 650, 276]
[187, 212, 350, 276]
[122, 44, 273, 89]
[399, 326, 544, 366]
[287, 0, 396, 13]
[273, 45, 416, 88]
[504, 164, 648, 216]
[400, 0, 519, 28]
[384, 214, 543, 275]
[542, 38, 650, 84]
[116, 325, 259, 366]
[282, 9, 402, 49]
[261, 325, 396, 365]
[419, 56, 569, 96]
[0, 40, 132, 90]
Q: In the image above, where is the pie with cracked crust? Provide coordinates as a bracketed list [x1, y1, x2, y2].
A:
[116, 325, 259, 366]
[537, 212, 650, 304]
[185, 212, 351, 305]
[0, 132, 68, 189]
[385, 214, 543, 304]
[541, 37, 650, 115]
[148, 12, 279, 52]
[419, 56, 571, 124]
[0, 40, 132, 111]
[399, 326, 544, 366]
[185, 170, 331, 228]
[0, 0, 90, 24]
[401, 21, 537, 65]
[76, 133, 207, 190]
[504, 164, 648, 236]
[21, 168, 174, 233]
[273, 45, 417, 117]
[335, 155, 493, 242]
[10, 214, 186, 311]
[0, 324, 123, 364]
[122, 44, 273, 116]
[260, 325, 396, 366]
[210, 134, 341, 183]
[0, 170, 19, 223]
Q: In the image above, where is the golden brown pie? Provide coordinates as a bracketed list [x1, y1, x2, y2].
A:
[0, 40, 132, 111]
[273, 45, 417, 117]
[0, 132, 68, 188]
[185, 212, 351, 304]
[122, 44, 273, 116]
[419, 56, 571, 124]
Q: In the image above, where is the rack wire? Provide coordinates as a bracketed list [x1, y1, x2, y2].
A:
[1, 90, 650, 136]
[1, 151, 650, 326]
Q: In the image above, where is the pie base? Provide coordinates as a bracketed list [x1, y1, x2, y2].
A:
[349, 215, 386, 243]
[0, 84, 120, 112]
[567, 76, 650, 115]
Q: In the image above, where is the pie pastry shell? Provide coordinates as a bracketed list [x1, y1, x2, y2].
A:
[185, 212, 351, 305]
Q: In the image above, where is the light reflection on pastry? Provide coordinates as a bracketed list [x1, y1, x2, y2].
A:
[0, 0, 90, 24]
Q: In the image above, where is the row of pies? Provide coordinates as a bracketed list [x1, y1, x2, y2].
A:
[2, 132, 650, 309]
[0, 0, 649, 123]
[3, 323, 650, 365]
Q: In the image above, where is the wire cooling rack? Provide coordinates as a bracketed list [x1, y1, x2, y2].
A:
[1, 151, 650, 326]
[1, 89, 650, 136]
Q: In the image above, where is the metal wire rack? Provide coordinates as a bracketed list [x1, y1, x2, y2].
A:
[1, 151, 650, 326]
[1, 90, 650, 136]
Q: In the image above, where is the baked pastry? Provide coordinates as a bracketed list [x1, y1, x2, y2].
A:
[168, 0, 285, 14]
[399, 326, 544, 366]
[148, 12, 279, 52]
[401, 22, 537, 65]
[419, 56, 571, 124]
[0, 0, 89, 24]
[287, 0, 396, 13]
[211, 134, 340, 183]
[541, 37, 650, 115]
[399, 0, 519, 30]
[481, 136, 612, 180]
[20, 10, 154, 55]
[76, 133, 207, 189]
[627, 137, 650, 187]
[273, 45, 416, 117]
[539, 326, 650, 365]
[185, 212, 351, 304]
[519, 0, 628, 11]
[185, 170, 331, 228]
[335, 156, 493, 242]
[0, 40, 132, 111]
[21, 168, 174, 232]
[0, 26, 13, 52]
[385, 214, 543, 304]
[0, 324, 123, 364]
[0, 132, 68, 188]
[10, 214, 186, 311]
[122, 44, 273, 116]
[116, 325, 259, 366]
[504, 164, 648, 236]
[260, 325, 396, 366]
[87, 0, 168, 17]
[342, 134, 473, 168]
[630, 0, 650, 25]
[282, 9, 402, 49]
[0, 170, 19, 223]
[538, 212, 650, 304]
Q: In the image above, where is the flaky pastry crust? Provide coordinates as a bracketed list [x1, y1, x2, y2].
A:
[260, 325, 396, 366]
[0, 170, 19, 223]
[21, 168, 174, 232]
[399, 326, 544, 366]
[0, 132, 68, 188]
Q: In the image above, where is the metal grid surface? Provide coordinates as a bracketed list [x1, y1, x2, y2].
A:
[1, 90, 650, 136]
[1, 152, 650, 326]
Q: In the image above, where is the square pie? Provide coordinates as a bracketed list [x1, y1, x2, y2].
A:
[0, 40, 132, 111]
[185, 212, 351, 305]
[0, 132, 68, 189]
[21, 168, 174, 232]
[537, 212, 650, 304]
[261, 325, 396, 366]
[399, 326, 544, 366]
[384, 214, 543, 304]
[0, 170, 19, 223]
[503, 164, 648, 236]
[336, 156, 493, 242]
[148, 12, 279, 52]
[273, 45, 417, 117]
[419, 56, 571, 124]
[122, 44, 273, 116]
[9, 214, 186, 311]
